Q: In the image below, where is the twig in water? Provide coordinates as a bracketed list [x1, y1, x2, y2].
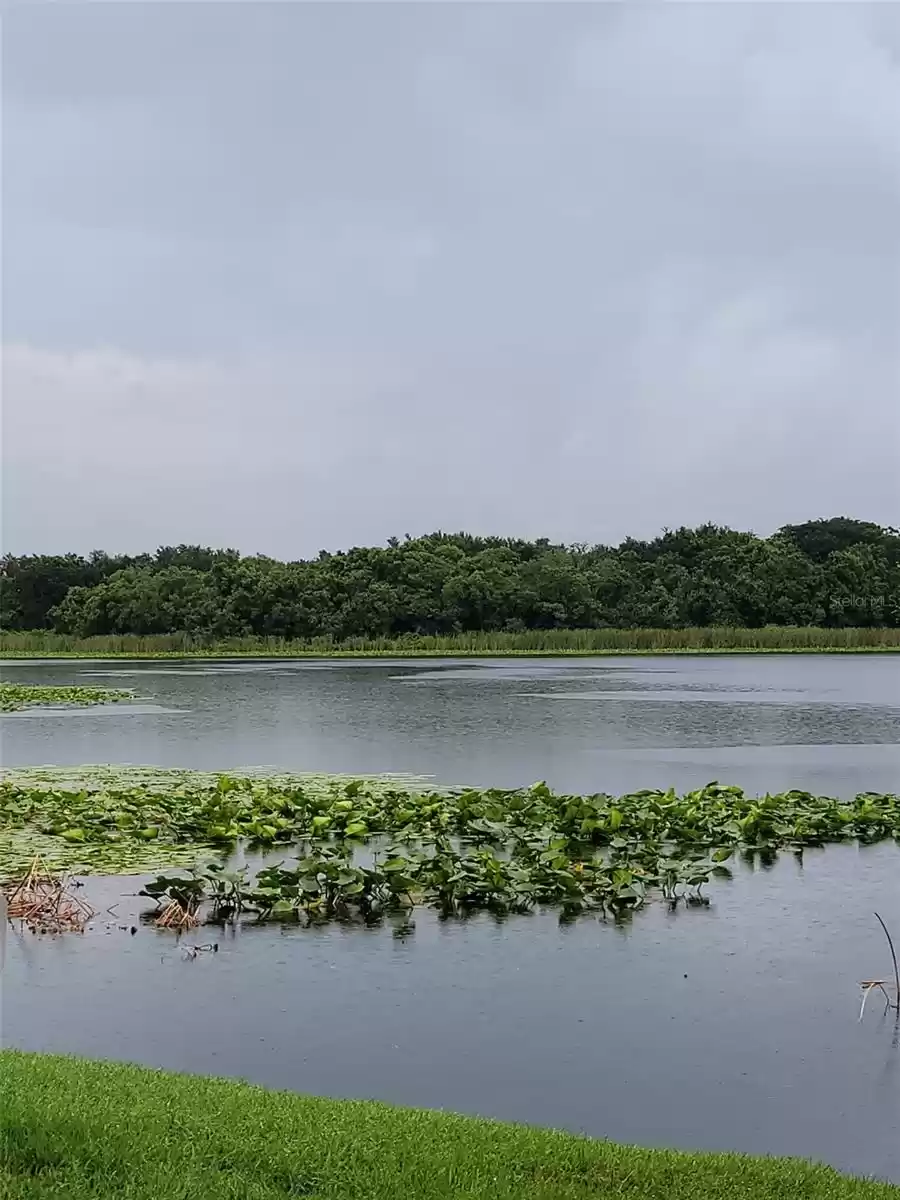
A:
[874, 912, 900, 1014]
[859, 981, 895, 1022]
[181, 942, 218, 960]
[859, 914, 900, 1021]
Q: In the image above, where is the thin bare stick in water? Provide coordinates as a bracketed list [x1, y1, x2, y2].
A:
[859, 981, 894, 1022]
[874, 912, 900, 1013]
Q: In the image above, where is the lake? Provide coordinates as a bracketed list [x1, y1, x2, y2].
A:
[2, 654, 899, 1182]
[3, 654, 899, 795]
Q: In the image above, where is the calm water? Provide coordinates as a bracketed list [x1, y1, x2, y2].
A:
[2, 655, 899, 1181]
[2, 654, 899, 795]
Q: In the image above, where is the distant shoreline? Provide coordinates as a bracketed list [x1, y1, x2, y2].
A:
[2, 626, 899, 662]
[5, 650, 899, 661]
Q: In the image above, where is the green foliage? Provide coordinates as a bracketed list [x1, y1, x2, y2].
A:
[140, 864, 249, 919]
[3, 768, 898, 924]
[0, 684, 134, 713]
[2, 521, 898, 642]
[0, 546, 239, 630]
[4, 1052, 895, 1200]
[778, 517, 899, 564]
[0, 768, 438, 876]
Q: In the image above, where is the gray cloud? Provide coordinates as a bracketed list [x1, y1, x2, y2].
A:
[3, 2, 898, 556]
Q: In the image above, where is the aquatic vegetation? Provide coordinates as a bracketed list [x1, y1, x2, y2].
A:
[141, 864, 251, 929]
[0, 828, 209, 879]
[0, 682, 134, 712]
[129, 836, 725, 927]
[0, 767, 434, 876]
[140, 868, 208, 929]
[3, 766, 897, 924]
[248, 847, 406, 920]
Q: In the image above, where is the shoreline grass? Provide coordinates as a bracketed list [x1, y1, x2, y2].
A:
[1, 1051, 896, 1199]
[2, 625, 900, 659]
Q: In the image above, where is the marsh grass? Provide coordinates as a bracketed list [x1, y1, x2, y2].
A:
[2, 626, 900, 658]
[1, 1051, 896, 1199]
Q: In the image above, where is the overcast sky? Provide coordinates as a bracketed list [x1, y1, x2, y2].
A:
[3, 2, 899, 557]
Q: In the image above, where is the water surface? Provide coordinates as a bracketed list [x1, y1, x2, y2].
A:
[3, 655, 898, 796]
[2, 655, 899, 1181]
[3, 845, 899, 1182]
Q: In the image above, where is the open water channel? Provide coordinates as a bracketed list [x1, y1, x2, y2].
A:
[2, 655, 899, 1181]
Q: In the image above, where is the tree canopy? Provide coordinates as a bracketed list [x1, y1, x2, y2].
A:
[2, 519, 897, 638]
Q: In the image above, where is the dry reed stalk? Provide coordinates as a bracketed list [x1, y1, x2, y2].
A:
[155, 899, 201, 931]
[3, 856, 94, 934]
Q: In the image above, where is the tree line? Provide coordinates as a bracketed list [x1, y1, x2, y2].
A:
[1, 518, 898, 640]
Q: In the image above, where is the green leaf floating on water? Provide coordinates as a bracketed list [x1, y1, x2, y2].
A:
[0, 683, 134, 713]
[206, 825, 236, 841]
[1, 767, 898, 923]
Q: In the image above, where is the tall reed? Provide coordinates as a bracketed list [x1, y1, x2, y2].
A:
[2, 626, 899, 657]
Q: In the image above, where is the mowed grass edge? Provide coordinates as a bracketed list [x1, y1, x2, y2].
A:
[1, 1052, 896, 1199]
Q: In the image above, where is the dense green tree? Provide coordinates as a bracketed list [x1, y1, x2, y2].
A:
[821, 544, 894, 627]
[778, 517, 899, 564]
[52, 566, 221, 637]
[0, 553, 126, 629]
[4, 518, 898, 639]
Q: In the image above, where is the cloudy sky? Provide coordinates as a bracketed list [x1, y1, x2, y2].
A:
[3, 2, 899, 557]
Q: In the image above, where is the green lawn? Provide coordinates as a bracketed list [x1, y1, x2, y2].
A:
[1, 1052, 896, 1199]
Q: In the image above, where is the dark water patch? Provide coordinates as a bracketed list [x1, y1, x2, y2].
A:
[4, 842, 899, 1183]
